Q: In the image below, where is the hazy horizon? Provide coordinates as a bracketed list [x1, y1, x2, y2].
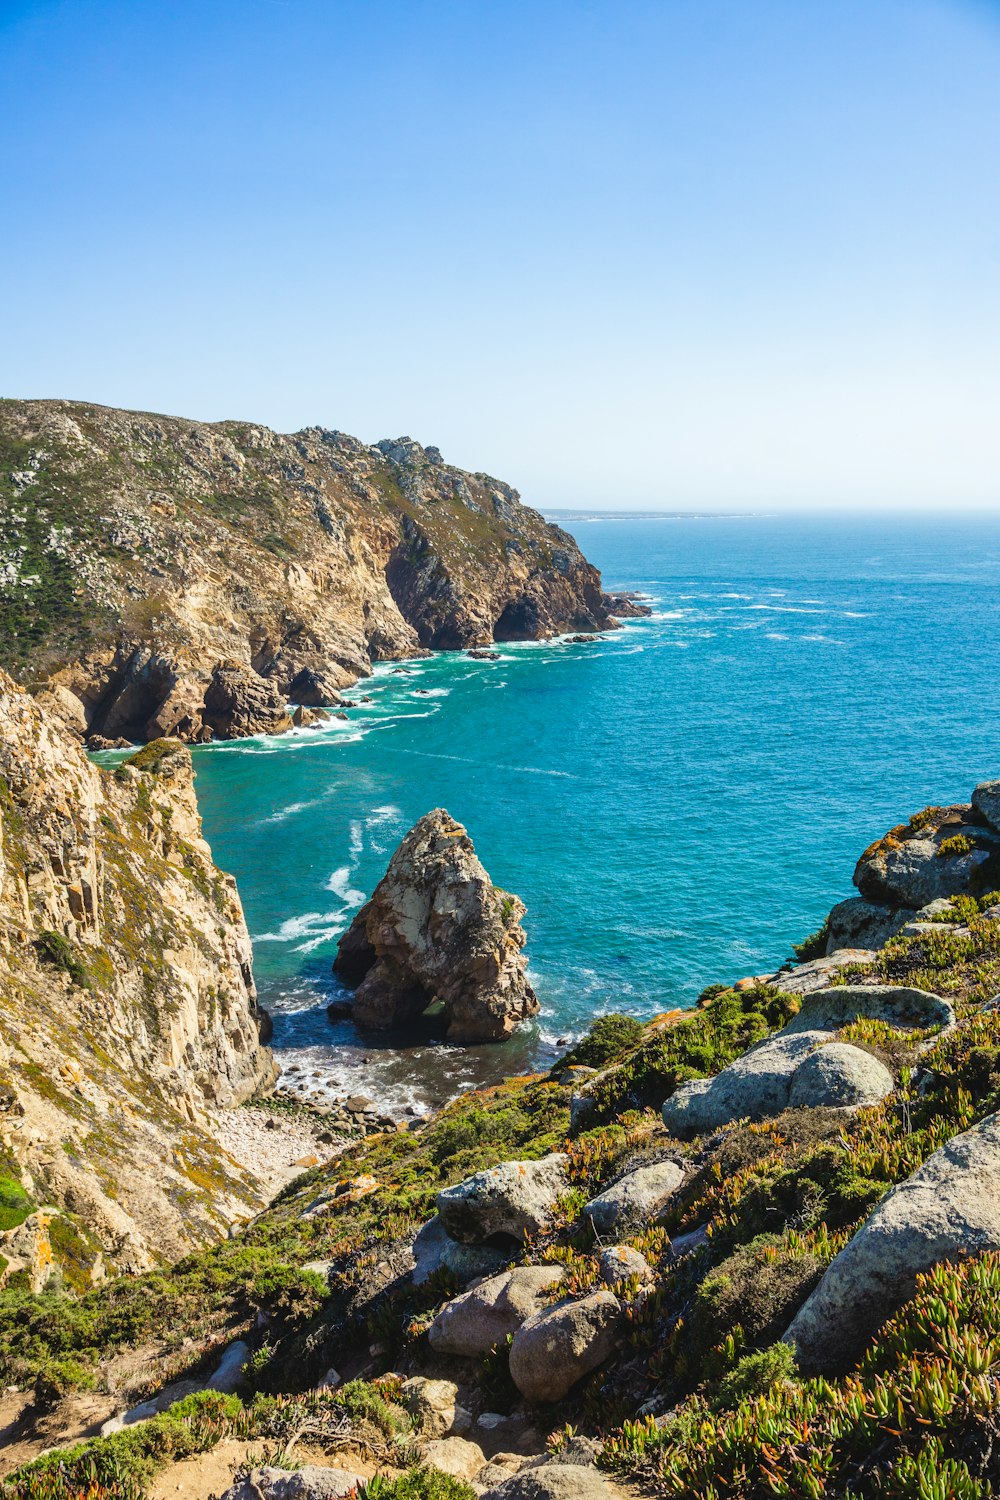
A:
[3, 1, 1000, 513]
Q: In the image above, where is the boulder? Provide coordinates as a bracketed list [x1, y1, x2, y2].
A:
[584, 1160, 684, 1233]
[427, 1265, 565, 1356]
[420, 1436, 487, 1481]
[785, 1111, 1000, 1373]
[598, 1245, 653, 1287]
[410, 1214, 511, 1287]
[219, 1466, 366, 1500]
[661, 996, 918, 1137]
[480, 1466, 616, 1500]
[973, 781, 1000, 835]
[784, 984, 954, 1035]
[206, 1338, 251, 1393]
[786, 1043, 893, 1109]
[823, 897, 910, 955]
[202, 662, 293, 740]
[773, 950, 876, 995]
[333, 809, 539, 1042]
[508, 1290, 621, 1402]
[854, 809, 1000, 909]
[400, 1375, 471, 1437]
[437, 1155, 569, 1245]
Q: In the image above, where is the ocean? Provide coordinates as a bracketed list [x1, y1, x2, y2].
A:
[188, 511, 1000, 1115]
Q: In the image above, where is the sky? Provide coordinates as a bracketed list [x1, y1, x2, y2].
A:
[2, 1, 1000, 511]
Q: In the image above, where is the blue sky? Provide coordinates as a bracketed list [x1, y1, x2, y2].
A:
[2, 0, 999, 510]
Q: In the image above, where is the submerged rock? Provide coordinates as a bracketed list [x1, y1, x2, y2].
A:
[333, 809, 539, 1042]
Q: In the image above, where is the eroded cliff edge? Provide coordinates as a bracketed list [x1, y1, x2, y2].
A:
[0, 400, 643, 743]
[0, 671, 275, 1285]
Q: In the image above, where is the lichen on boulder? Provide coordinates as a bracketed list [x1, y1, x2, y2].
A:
[333, 809, 539, 1043]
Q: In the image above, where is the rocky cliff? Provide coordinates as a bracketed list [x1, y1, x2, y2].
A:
[0, 400, 642, 743]
[0, 671, 275, 1287]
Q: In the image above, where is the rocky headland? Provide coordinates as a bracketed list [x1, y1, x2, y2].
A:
[5, 775, 1000, 1499]
[0, 400, 645, 746]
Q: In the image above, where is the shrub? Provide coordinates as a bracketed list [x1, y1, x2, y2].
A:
[0, 1174, 33, 1232]
[361, 1468, 476, 1500]
[33, 930, 90, 988]
[559, 1013, 644, 1070]
[792, 918, 829, 962]
[709, 1341, 798, 1410]
[939, 834, 975, 858]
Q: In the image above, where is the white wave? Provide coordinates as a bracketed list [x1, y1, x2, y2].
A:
[380, 746, 577, 779]
[413, 687, 450, 698]
[326, 866, 367, 907]
[260, 797, 320, 825]
[802, 634, 845, 645]
[765, 631, 789, 641]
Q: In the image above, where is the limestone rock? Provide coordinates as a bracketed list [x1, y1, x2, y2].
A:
[427, 1266, 565, 1357]
[334, 810, 539, 1043]
[785, 1111, 1000, 1372]
[584, 1160, 685, 1233]
[219, 1466, 366, 1500]
[436, 1155, 569, 1244]
[508, 1291, 621, 1402]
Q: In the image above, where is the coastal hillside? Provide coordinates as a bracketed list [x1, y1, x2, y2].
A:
[0, 400, 640, 743]
[0, 671, 276, 1284]
[5, 779, 1000, 1497]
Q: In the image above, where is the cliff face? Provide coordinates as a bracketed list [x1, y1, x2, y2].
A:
[0, 401, 638, 742]
[0, 672, 275, 1286]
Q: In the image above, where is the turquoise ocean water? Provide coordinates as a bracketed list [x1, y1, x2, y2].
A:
[188, 513, 1000, 1114]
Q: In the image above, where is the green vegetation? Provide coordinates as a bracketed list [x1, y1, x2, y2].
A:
[33, 930, 90, 989]
[558, 1012, 644, 1069]
[792, 917, 829, 962]
[0, 1173, 33, 1231]
[939, 833, 976, 858]
[361, 1469, 476, 1500]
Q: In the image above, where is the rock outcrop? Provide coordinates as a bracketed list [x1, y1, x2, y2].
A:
[852, 801, 1000, 911]
[0, 400, 641, 742]
[785, 1111, 1000, 1373]
[0, 672, 275, 1279]
[661, 985, 946, 1137]
[333, 810, 539, 1042]
[436, 1155, 569, 1243]
[583, 1159, 685, 1233]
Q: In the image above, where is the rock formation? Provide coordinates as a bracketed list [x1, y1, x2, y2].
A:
[0, 671, 275, 1282]
[333, 809, 539, 1042]
[0, 401, 644, 742]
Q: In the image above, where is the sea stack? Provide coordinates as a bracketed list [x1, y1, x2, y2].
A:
[333, 809, 539, 1043]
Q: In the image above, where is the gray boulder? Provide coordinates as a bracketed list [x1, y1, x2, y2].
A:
[219, 1467, 365, 1500]
[400, 1375, 471, 1437]
[437, 1154, 569, 1245]
[509, 1290, 621, 1402]
[784, 984, 954, 1035]
[427, 1265, 565, 1356]
[824, 897, 909, 954]
[584, 1159, 684, 1233]
[206, 1338, 251, 1393]
[854, 813, 999, 909]
[785, 1111, 1000, 1373]
[972, 780, 1000, 834]
[480, 1465, 616, 1500]
[410, 1214, 510, 1287]
[774, 949, 876, 994]
[787, 1043, 893, 1109]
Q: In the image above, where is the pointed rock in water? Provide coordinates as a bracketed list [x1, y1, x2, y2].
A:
[333, 808, 539, 1042]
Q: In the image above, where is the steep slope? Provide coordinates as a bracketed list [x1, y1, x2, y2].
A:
[0, 400, 641, 742]
[0, 672, 276, 1284]
[7, 787, 1000, 1500]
